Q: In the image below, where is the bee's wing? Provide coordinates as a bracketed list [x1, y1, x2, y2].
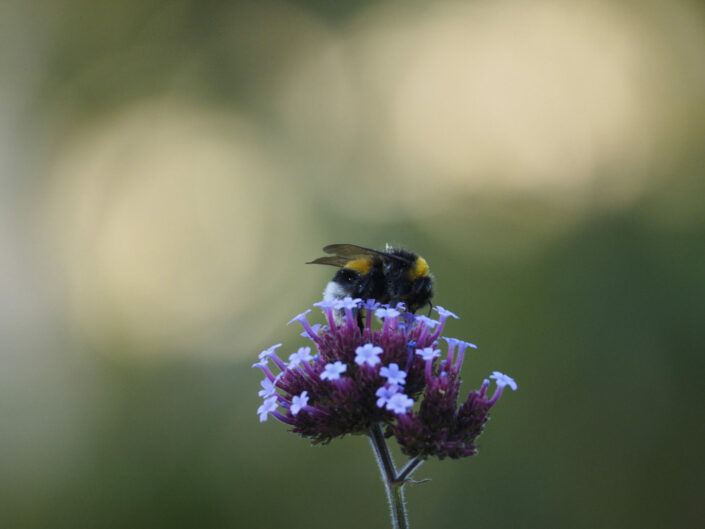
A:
[307, 244, 384, 267]
[306, 256, 350, 267]
[323, 243, 411, 264]
[321, 244, 385, 258]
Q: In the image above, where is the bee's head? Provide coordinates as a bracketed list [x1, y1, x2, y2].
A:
[406, 274, 434, 313]
[384, 252, 434, 313]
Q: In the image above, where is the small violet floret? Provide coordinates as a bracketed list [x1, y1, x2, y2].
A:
[415, 315, 439, 328]
[375, 385, 400, 408]
[258, 343, 282, 361]
[258, 377, 278, 398]
[362, 299, 380, 311]
[296, 346, 314, 363]
[355, 343, 383, 367]
[257, 396, 278, 423]
[314, 299, 338, 311]
[380, 363, 407, 386]
[290, 391, 309, 416]
[336, 296, 362, 311]
[386, 393, 415, 414]
[434, 306, 459, 320]
[320, 361, 347, 381]
[490, 371, 518, 391]
[288, 352, 302, 368]
[375, 307, 400, 320]
[416, 347, 441, 361]
[287, 310, 311, 326]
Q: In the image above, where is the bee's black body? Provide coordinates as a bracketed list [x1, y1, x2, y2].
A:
[308, 244, 434, 315]
[329, 265, 386, 302]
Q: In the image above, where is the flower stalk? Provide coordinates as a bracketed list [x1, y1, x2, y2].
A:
[369, 423, 414, 529]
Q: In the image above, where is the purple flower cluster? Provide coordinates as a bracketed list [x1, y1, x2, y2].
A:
[254, 297, 516, 460]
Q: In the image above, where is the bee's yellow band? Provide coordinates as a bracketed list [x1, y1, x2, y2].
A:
[408, 257, 429, 279]
[345, 258, 373, 275]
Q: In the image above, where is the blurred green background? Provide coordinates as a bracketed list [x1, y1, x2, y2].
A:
[2, 0, 704, 528]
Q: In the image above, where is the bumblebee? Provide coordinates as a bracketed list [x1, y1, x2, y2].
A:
[307, 243, 434, 315]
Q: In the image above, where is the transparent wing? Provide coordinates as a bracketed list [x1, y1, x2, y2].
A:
[322, 244, 384, 258]
[306, 256, 351, 267]
[322, 243, 410, 263]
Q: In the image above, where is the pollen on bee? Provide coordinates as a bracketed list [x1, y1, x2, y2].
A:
[408, 257, 429, 279]
[345, 258, 373, 275]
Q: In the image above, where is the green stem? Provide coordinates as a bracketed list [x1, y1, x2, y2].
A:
[368, 424, 409, 529]
[397, 456, 424, 483]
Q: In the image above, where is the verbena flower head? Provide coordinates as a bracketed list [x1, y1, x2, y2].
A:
[254, 297, 517, 459]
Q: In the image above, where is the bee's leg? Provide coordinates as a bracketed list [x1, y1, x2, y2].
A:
[356, 309, 365, 333]
[427, 301, 433, 316]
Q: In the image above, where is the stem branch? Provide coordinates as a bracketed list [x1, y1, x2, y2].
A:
[397, 456, 425, 483]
